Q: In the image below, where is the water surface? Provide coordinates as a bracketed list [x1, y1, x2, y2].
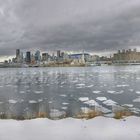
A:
[0, 66, 140, 119]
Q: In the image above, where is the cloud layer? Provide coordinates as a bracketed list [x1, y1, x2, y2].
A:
[0, 0, 140, 56]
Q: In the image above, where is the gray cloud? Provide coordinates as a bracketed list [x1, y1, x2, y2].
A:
[0, 0, 140, 56]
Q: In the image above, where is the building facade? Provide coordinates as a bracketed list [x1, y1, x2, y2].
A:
[113, 49, 140, 63]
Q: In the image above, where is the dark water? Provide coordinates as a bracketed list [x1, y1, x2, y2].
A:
[0, 66, 140, 119]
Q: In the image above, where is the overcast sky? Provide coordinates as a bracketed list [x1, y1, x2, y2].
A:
[0, 0, 140, 58]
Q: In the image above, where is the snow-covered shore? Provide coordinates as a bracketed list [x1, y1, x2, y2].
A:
[0, 116, 140, 140]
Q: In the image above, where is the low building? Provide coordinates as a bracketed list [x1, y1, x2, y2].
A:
[113, 49, 140, 63]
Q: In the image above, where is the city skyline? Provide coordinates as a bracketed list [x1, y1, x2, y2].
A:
[0, 0, 140, 60]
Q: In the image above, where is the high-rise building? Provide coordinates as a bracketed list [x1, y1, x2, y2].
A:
[16, 49, 20, 63]
[16, 49, 20, 58]
[35, 50, 41, 62]
[20, 52, 24, 63]
[26, 51, 31, 63]
[61, 52, 65, 58]
[42, 53, 49, 61]
[57, 50, 61, 58]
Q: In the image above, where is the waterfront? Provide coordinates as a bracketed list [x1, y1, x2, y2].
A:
[0, 66, 140, 119]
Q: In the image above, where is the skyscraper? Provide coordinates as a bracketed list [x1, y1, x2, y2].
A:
[26, 51, 31, 63]
[57, 50, 61, 58]
[16, 49, 20, 63]
[35, 50, 41, 62]
[16, 49, 20, 58]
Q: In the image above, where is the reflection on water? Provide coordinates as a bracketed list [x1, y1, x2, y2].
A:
[0, 66, 140, 119]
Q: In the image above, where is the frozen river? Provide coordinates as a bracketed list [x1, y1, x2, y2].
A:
[0, 66, 140, 119]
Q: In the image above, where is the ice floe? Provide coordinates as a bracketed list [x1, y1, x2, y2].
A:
[108, 90, 124, 94]
[107, 91, 116, 94]
[34, 91, 43, 94]
[29, 100, 37, 104]
[96, 97, 107, 101]
[62, 102, 69, 105]
[84, 100, 99, 106]
[92, 91, 101, 94]
[76, 84, 85, 86]
[38, 99, 43, 102]
[97, 106, 111, 114]
[103, 100, 117, 106]
[8, 99, 17, 104]
[129, 89, 134, 92]
[116, 84, 129, 87]
[60, 94, 67, 97]
[133, 97, 140, 102]
[79, 97, 89, 102]
[19, 91, 26, 94]
[136, 91, 140, 94]
[61, 107, 68, 110]
[122, 104, 134, 108]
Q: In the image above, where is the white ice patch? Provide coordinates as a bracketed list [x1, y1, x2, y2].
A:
[38, 99, 43, 102]
[116, 84, 129, 87]
[130, 108, 140, 112]
[76, 84, 85, 86]
[60, 94, 67, 97]
[84, 100, 99, 106]
[19, 91, 26, 94]
[97, 106, 111, 114]
[103, 84, 107, 87]
[34, 91, 43, 94]
[103, 100, 117, 106]
[133, 97, 140, 103]
[76, 83, 85, 88]
[79, 97, 89, 102]
[96, 97, 107, 101]
[136, 77, 140, 80]
[8, 100, 17, 104]
[29, 100, 37, 104]
[61, 82, 65, 85]
[136, 91, 140, 94]
[113, 90, 124, 94]
[107, 91, 116, 94]
[129, 89, 134, 92]
[62, 102, 69, 105]
[61, 107, 68, 110]
[122, 104, 134, 108]
[93, 91, 101, 94]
